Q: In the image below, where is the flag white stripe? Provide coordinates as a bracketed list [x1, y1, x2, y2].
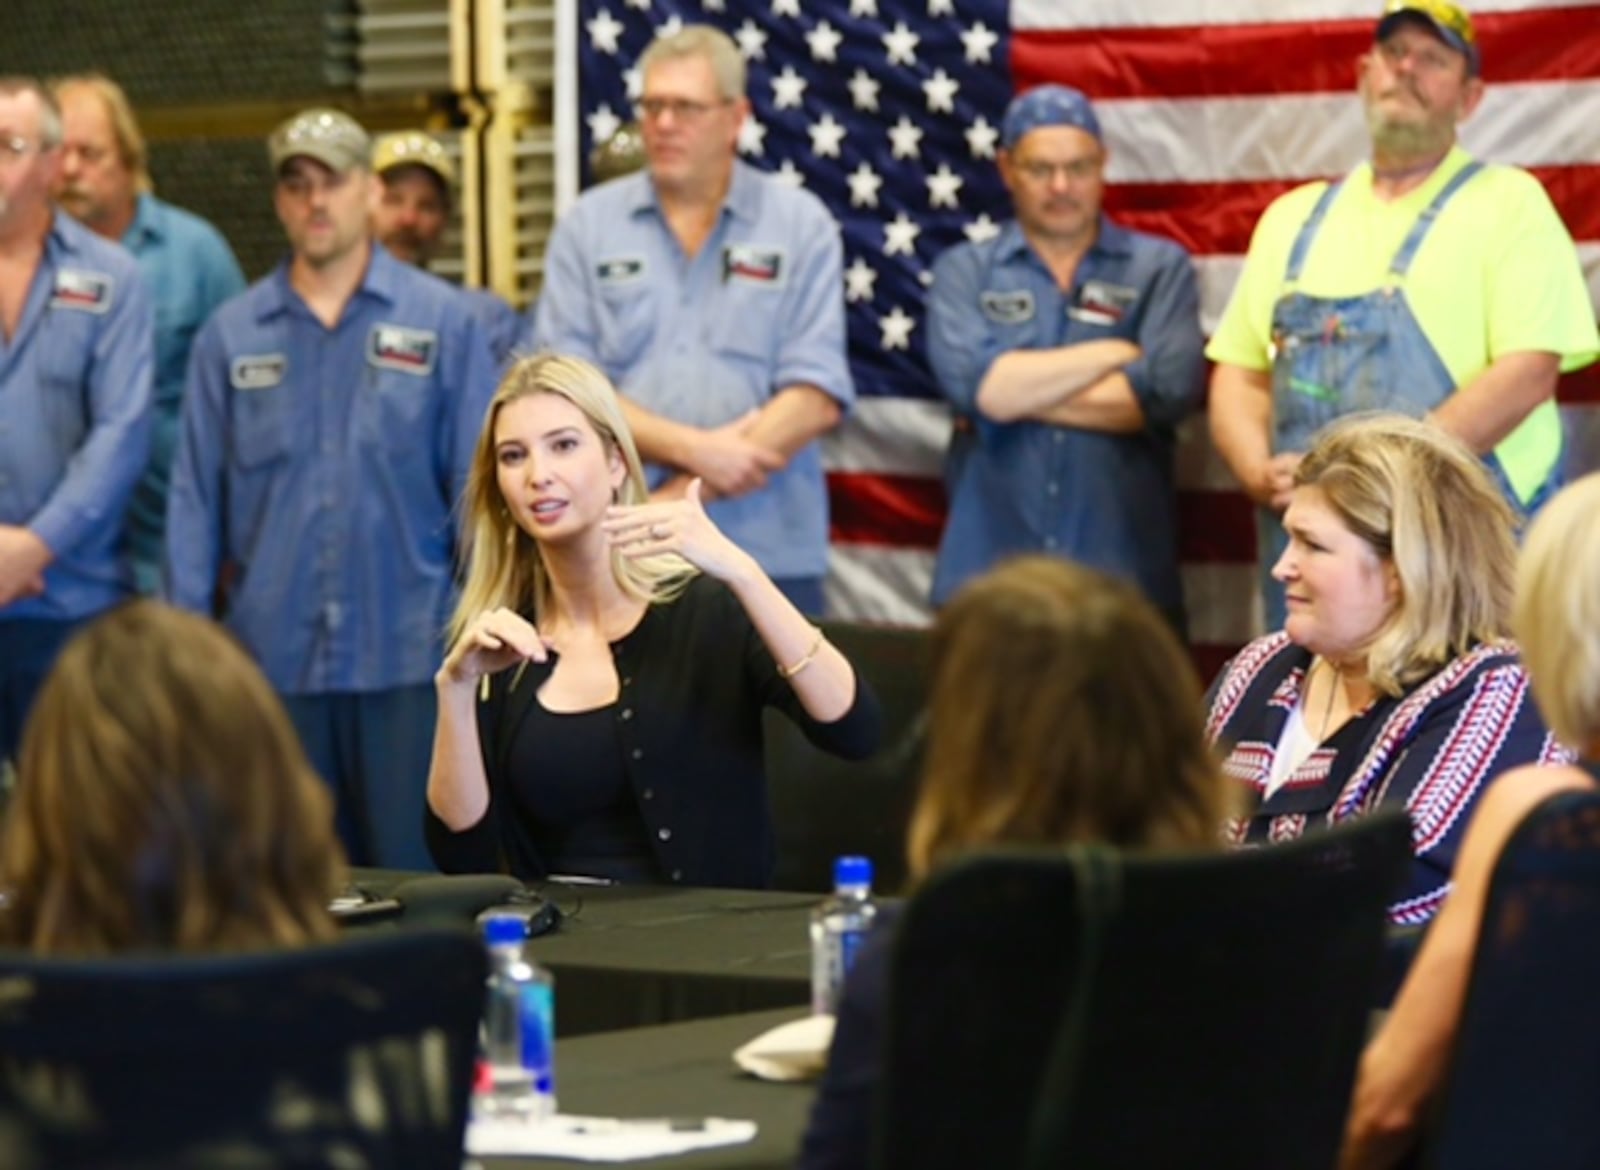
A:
[825, 397, 950, 477]
[1100, 82, 1600, 186]
[826, 546, 1267, 645]
[826, 546, 936, 625]
[1012, 0, 1593, 31]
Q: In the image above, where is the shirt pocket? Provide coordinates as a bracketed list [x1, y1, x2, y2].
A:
[708, 296, 777, 370]
[231, 386, 291, 470]
[38, 358, 91, 454]
[358, 364, 435, 459]
[595, 284, 655, 377]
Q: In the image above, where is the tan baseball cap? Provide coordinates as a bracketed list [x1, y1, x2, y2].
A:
[268, 108, 371, 174]
[372, 130, 456, 188]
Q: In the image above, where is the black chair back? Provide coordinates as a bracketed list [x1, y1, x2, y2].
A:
[766, 619, 930, 893]
[0, 926, 486, 1170]
[874, 811, 1413, 1170]
[1426, 787, 1600, 1170]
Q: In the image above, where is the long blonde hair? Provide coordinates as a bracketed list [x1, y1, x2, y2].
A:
[1293, 413, 1517, 695]
[1514, 473, 1600, 752]
[907, 557, 1232, 883]
[0, 602, 343, 955]
[449, 353, 695, 644]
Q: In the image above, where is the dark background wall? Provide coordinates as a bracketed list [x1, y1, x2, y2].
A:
[10, 0, 445, 279]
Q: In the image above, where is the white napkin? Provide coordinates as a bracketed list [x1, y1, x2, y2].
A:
[731, 1013, 835, 1082]
[466, 1113, 757, 1161]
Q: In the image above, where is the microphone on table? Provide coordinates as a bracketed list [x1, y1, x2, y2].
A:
[390, 874, 561, 936]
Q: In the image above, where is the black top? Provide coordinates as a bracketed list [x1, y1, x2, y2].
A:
[515, 701, 660, 883]
[425, 575, 883, 888]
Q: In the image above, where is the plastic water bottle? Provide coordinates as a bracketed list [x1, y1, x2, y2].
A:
[810, 855, 878, 1015]
[478, 914, 556, 1119]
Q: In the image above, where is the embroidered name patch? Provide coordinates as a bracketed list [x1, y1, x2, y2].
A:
[980, 289, 1035, 324]
[229, 354, 288, 391]
[367, 325, 438, 376]
[722, 245, 785, 286]
[1067, 279, 1139, 326]
[50, 268, 112, 313]
[597, 257, 646, 284]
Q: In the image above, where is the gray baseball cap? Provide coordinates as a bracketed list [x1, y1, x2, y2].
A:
[269, 108, 371, 174]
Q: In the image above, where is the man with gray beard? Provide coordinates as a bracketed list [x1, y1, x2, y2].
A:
[1206, 0, 1597, 630]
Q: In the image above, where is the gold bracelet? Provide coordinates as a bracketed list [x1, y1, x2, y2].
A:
[779, 628, 826, 680]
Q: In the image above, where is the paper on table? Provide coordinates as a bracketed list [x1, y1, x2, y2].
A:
[465, 1114, 758, 1161]
[732, 1013, 834, 1082]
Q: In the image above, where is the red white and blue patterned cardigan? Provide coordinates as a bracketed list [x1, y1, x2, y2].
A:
[1205, 632, 1571, 926]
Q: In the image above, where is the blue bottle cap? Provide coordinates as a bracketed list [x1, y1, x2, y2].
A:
[482, 913, 528, 944]
[834, 855, 872, 888]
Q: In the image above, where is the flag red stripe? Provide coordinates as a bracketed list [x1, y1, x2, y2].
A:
[829, 473, 947, 548]
[1107, 164, 1600, 259]
[1012, 8, 1600, 102]
[1177, 489, 1257, 565]
[1560, 364, 1600, 405]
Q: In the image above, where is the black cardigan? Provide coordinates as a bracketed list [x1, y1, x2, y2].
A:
[425, 575, 883, 887]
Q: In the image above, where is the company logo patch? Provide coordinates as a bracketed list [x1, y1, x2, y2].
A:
[367, 325, 438, 376]
[980, 289, 1035, 324]
[722, 245, 785, 286]
[229, 354, 288, 391]
[597, 257, 646, 284]
[50, 268, 112, 313]
[1067, 280, 1139, 326]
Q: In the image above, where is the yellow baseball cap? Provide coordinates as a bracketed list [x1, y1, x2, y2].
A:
[1377, 0, 1480, 74]
[371, 130, 456, 188]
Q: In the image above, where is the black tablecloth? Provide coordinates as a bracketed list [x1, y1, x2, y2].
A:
[479, 1007, 817, 1170]
[349, 871, 819, 1036]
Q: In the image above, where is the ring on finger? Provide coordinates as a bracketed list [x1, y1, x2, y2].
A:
[650, 522, 668, 540]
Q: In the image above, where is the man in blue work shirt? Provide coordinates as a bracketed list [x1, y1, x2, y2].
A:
[370, 130, 522, 369]
[0, 77, 153, 765]
[533, 25, 854, 616]
[53, 74, 246, 597]
[925, 86, 1204, 631]
[166, 108, 499, 869]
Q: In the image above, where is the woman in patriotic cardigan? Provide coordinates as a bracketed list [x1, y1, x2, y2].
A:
[1204, 414, 1568, 927]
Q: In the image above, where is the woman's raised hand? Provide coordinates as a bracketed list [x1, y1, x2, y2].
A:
[437, 607, 550, 689]
[602, 477, 754, 583]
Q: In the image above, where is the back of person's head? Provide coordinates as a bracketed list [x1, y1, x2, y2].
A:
[1515, 473, 1600, 754]
[1294, 413, 1516, 693]
[0, 602, 342, 955]
[638, 25, 746, 100]
[451, 353, 692, 643]
[907, 557, 1230, 881]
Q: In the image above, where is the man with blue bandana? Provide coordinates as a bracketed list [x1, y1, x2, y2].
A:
[926, 84, 1205, 631]
[533, 25, 853, 616]
[167, 108, 499, 869]
[1209, 0, 1599, 630]
[0, 77, 153, 765]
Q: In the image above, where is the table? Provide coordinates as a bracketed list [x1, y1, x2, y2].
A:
[480, 1007, 818, 1170]
[349, 871, 821, 1036]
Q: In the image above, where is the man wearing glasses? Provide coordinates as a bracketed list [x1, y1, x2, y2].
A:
[925, 85, 1204, 632]
[1208, 0, 1598, 630]
[0, 77, 153, 765]
[533, 25, 853, 617]
[52, 74, 246, 597]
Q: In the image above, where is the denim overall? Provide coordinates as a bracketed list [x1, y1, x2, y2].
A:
[1255, 161, 1555, 629]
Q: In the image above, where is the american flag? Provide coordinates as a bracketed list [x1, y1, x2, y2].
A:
[574, 0, 1600, 675]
